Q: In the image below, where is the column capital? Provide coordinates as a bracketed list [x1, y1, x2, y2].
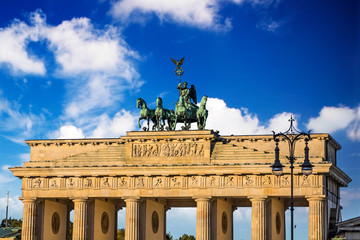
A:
[19, 197, 36, 203]
[306, 195, 326, 201]
[123, 197, 140, 202]
[71, 198, 88, 203]
[193, 196, 212, 202]
[248, 196, 267, 202]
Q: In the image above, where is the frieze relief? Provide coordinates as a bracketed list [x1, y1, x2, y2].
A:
[66, 178, 77, 188]
[26, 174, 315, 190]
[101, 178, 111, 188]
[49, 178, 60, 189]
[207, 176, 218, 187]
[170, 177, 182, 188]
[132, 142, 204, 158]
[188, 176, 200, 188]
[118, 177, 129, 188]
[262, 176, 272, 186]
[244, 176, 255, 187]
[300, 175, 311, 186]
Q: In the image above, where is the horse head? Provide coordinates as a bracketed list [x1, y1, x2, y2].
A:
[156, 97, 163, 108]
[200, 95, 208, 107]
[137, 98, 147, 109]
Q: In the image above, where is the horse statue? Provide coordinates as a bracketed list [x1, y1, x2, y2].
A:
[136, 98, 157, 131]
[174, 95, 198, 130]
[196, 95, 208, 130]
[155, 97, 177, 131]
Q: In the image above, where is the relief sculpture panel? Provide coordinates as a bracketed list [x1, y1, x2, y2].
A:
[132, 142, 204, 158]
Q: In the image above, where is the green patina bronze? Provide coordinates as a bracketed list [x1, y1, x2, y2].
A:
[137, 57, 208, 131]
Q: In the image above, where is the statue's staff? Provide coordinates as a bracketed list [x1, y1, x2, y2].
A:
[171, 57, 184, 83]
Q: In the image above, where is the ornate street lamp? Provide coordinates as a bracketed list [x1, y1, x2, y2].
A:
[271, 116, 313, 240]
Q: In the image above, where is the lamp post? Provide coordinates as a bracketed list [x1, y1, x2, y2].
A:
[271, 116, 313, 240]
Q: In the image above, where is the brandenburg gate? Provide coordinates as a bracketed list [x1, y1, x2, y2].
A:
[10, 58, 351, 239]
[11, 130, 351, 240]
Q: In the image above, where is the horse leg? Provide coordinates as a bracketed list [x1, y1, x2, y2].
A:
[147, 117, 150, 131]
[138, 118, 141, 128]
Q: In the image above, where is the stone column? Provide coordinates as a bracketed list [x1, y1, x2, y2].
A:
[21, 198, 36, 240]
[308, 196, 325, 240]
[195, 198, 211, 240]
[249, 197, 267, 240]
[125, 198, 140, 240]
[73, 199, 88, 240]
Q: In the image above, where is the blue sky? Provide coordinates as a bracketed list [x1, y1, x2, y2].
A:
[0, 0, 358, 239]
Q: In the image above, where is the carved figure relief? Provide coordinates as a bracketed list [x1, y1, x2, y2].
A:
[50, 179, 58, 188]
[208, 176, 216, 186]
[84, 178, 92, 187]
[189, 176, 199, 187]
[154, 178, 163, 188]
[118, 178, 127, 187]
[33, 178, 42, 188]
[152, 211, 159, 233]
[132, 142, 204, 158]
[245, 176, 254, 186]
[301, 175, 310, 186]
[262, 176, 272, 186]
[171, 177, 181, 187]
[226, 176, 235, 186]
[137, 178, 145, 188]
[66, 178, 75, 188]
[102, 178, 110, 187]
[281, 176, 289, 186]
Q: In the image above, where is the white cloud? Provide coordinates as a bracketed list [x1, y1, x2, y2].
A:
[347, 106, 360, 141]
[0, 165, 16, 184]
[19, 153, 30, 163]
[256, 18, 282, 32]
[91, 110, 138, 138]
[0, 97, 43, 143]
[0, 17, 45, 75]
[110, 0, 232, 31]
[307, 106, 359, 140]
[45, 17, 138, 77]
[340, 188, 360, 207]
[54, 125, 85, 139]
[0, 195, 23, 220]
[0, 11, 142, 122]
[206, 98, 294, 135]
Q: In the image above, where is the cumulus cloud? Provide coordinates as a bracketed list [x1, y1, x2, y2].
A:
[0, 10, 142, 122]
[52, 125, 85, 139]
[109, 0, 282, 32]
[0, 16, 45, 75]
[91, 110, 138, 138]
[307, 105, 360, 141]
[110, 0, 232, 31]
[206, 98, 294, 135]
